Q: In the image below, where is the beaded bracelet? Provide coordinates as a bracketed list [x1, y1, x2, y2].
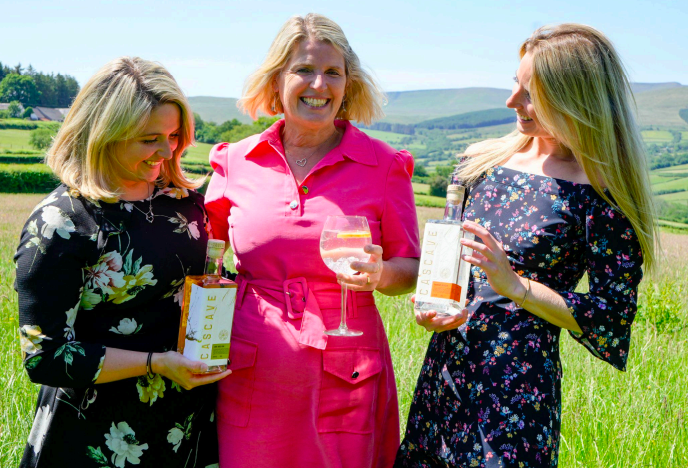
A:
[515, 278, 531, 308]
[146, 351, 155, 379]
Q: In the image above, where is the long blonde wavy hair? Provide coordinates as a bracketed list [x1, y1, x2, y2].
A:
[458, 24, 658, 270]
[46, 56, 201, 201]
[238, 13, 386, 125]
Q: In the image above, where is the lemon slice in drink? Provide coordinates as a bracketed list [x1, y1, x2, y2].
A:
[337, 231, 371, 238]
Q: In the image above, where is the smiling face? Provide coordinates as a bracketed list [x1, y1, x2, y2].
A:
[274, 38, 347, 133]
[114, 103, 181, 189]
[506, 52, 552, 139]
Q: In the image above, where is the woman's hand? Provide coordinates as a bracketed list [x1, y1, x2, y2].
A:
[460, 220, 525, 301]
[411, 295, 469, 332]
[154, 351, 232, 390]
[337, 244, 384, 292]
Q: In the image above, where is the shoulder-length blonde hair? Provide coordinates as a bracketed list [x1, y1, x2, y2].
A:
[458, 23, 658, 270]
[46, 56, 201, 201]
[238, 13, 385, 125]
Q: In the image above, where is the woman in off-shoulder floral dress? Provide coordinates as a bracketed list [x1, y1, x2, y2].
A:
[397, 167, 643, 467]
[397, 24, 658, 468]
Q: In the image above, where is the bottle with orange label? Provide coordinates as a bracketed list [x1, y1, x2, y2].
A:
[414, 184, 474, 337]
[178, 239, 237, 372]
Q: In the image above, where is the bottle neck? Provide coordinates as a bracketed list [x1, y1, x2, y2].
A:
[444, 199, 463, 221]
[204, 256, 223, 277]
[444, 187, 466, 221]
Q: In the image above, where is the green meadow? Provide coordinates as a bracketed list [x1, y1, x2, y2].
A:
[0, 110, 687, 466]
[0, 194, 687, 467]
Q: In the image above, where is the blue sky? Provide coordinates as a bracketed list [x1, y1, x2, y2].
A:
[2, 0, 687, 97]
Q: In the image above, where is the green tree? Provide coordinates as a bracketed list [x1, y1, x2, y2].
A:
[413, 163, 428, 178]
[429, 175, 450, 197]
[34, 73, 57, 107]
[23, 106, 34, 119]
[0, 74, 41, 107]
[29, 128, 54, 150]
[7, 100, 22, 118]
[434, 165, 455, 178]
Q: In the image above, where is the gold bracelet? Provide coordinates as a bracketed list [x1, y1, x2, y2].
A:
[516, 278, 531, 308]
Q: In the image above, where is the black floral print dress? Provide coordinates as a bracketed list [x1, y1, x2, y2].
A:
[15, 184, 219, 468]
[396, 166, 643, 467]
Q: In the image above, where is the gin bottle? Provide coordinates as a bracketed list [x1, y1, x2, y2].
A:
[414, 184, 475, 336]
[177, 239, 237, 373]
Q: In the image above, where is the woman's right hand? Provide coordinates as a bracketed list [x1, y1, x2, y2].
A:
[153, 351, 232, 390]
[411, 295, 469, 333]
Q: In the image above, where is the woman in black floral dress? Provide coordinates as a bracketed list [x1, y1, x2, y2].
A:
[15, 57, 230, 467]
[397, 24, 658, 467]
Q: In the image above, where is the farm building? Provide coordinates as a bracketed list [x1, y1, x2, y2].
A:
[31, 107, 70, 122]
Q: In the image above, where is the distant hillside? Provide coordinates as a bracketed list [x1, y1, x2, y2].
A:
[416, 108, 515, 130]
[630, 82, 684, 94]
[187, 96, 252, 124]
[634, 86, 688, 129]
[381, 88, 511, 124]
[187, 83, 688, 129]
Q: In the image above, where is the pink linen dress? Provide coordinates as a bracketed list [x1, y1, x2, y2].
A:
[205, 119, 420, 467]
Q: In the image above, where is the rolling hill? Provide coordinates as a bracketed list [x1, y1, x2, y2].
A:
[380, 88, 511, 124]
[634, 86, 688, 129]
[416, 108, 516, 130]
[187, 83, 688, 129]
[630, 82, 684, 94]
[187, 96, 251, 124]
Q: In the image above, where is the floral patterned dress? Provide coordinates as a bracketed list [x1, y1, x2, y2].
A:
[15, 184, 219, 468]
[396, 166, 643, 468]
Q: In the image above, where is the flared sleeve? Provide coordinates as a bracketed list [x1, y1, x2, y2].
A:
[14, 188, 106, 387]
[561, 195, 644, 371]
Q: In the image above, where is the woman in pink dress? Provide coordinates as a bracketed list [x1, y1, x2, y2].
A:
[205, 13, 421, 467]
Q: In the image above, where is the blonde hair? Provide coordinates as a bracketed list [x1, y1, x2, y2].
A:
[458, 24, 658, 270]
[46, 56, 201, 201]
[238, 13, 385, 125]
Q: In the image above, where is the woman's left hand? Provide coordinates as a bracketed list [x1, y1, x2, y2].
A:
[460, 220, 524, 300]
[337, 244, 384, 292]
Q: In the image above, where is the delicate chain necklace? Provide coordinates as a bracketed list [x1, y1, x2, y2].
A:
[284, 129, 339, 167]
[128, 183, 155, 223]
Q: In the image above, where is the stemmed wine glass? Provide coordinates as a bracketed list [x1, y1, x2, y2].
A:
[320, 215, 372, 336]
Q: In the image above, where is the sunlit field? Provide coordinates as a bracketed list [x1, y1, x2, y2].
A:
[0, 194, 686, 467]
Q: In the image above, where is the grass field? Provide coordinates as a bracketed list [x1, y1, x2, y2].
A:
[0, 129, 37, 152]
[641, 130, 676, 142]
[655, 164, 688, 173]
[659, 191, 689, 203]
[0, 193, 687, 467]
[653, 178, 689, 192]
[182, 141, 215, 164]
[361, 129, 409, 143]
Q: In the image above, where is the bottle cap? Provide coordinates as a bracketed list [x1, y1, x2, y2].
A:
[207, 239, 225, 258]
[447, 184, 462, 192]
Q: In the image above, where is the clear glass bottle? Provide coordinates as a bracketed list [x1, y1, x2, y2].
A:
[414, 184, 475, 335]
[177, 239, 237, 373]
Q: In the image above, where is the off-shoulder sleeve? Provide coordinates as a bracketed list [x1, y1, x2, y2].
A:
[380, 150, 421, 260]
[14, 190, 106, 387]
[562, 196, 643, 371]
[205, 142, 231, 243]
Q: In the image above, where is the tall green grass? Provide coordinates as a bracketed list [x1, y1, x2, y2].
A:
[0, 194, 687, 467]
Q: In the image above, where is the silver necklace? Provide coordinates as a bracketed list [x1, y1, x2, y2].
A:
[284, 129, 339, 167]
[129, 183, 155, 223]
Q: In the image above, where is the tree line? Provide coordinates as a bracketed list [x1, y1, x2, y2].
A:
[194, 114, 279, 144]
[0, 61, 80, 108]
